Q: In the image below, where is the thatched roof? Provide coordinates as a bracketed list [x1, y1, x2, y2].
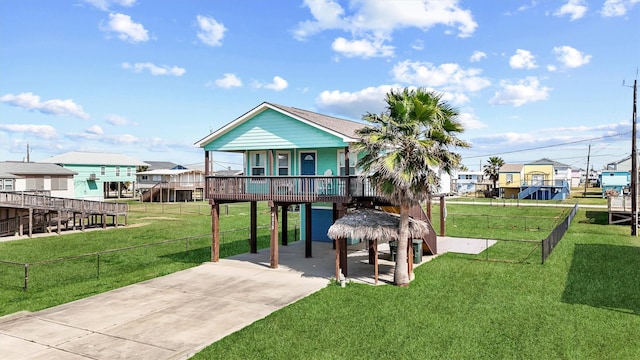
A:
[327, 208, 429, 242]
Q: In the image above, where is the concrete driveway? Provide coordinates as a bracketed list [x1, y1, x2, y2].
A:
[0, 237, 494, 360]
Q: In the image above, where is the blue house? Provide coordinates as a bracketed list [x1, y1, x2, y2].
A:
[195, 102, 437, 270]
[600, 171, 630, 197]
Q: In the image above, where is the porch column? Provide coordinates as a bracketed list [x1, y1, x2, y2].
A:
[440, 196, 446, 236]
[344, 146, 350, 196]
[211, 202, 220, 262]
[57, 210, 61, 234]
[281, 205, 288, 246]
[305, 203, 312, 258]
[270, 203, 279, 268]
[426, 196, 432, 221]
[250, 201, 257, 253]
[28, 208, 33, 238]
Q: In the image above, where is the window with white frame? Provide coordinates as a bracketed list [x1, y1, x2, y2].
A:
[506, 174, 513, 183]
[250, 152, 266, 176]
[51, 177, 68, 190]
[338, 151, 356, 176]
[100, 166, 106, 176]
[277, 152, 289, 176]
[3, 179, 13, 191]
[127, 167, 132, 176]
[115, 166, 121, 176]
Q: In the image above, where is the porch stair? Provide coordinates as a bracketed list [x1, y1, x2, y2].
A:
[518, 184, 542, 200]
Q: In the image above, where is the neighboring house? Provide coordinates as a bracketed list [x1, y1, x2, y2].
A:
[570, 168, 583, 188]
[605, 155, 639, 172]
[136, 168, 205, 202]
[498, 164, 524, 199]
[455, 171, 484, 194]
[142, 161, 181, 172]
[40, 151, 148, 200]
[600, 171, 630, 197]
[0, 161, 76, 198]
[498, 159, 571, 200]
[195, 102, 439, 268]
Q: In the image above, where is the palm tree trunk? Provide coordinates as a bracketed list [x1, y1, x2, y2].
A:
[394, 204, 411, 286]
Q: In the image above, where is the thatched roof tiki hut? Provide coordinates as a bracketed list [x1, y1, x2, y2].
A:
[327, 208, 431, 284]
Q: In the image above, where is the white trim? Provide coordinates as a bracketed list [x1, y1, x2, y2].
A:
[249, 151, 267, 176]
[337, 150, 357, 176]
[276, 151, 291, 176]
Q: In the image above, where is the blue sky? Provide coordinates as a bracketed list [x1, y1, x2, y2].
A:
[1, 0, 638, 172]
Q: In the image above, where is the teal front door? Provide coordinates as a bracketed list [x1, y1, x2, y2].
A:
[300, 152, 316, 176]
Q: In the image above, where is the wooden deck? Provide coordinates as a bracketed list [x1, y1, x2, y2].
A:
[607, 195, 639, 224]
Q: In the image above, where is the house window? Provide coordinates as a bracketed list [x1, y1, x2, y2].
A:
[25, 177, 44, 190]
[100, 166, 106, 176]
[141, 175, 149, 181]
[3, 179, 13, 191]
[127, 167, 132, 176]
[465, 175, 473, 180]
[251, 152, 266, 176]
[277, 152, 290, 176]
[115, 166, 121, 176]
[506, 174, 513, 183]
[51, 177, 68, 190]
[338, 151, 356, 176]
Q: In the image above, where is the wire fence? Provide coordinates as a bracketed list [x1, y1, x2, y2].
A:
[0, 223, 299, 292]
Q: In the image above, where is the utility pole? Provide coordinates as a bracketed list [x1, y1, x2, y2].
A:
[631, 79, 638, 236]
[584, 144, 590, 197]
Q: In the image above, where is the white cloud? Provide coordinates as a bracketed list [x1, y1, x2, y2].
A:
[293, 0, 477, 58]
[121, 62, 186, 76]
[0, 92, 90, 119]
[547, 65, 558, 72]
[489, 77, 551, 107]
[553, 45, 591, 68]
[411, 39, 424, 51]
[457, 112, 487, 130]
[316, 85, 397, 119]
[470, 51, 487, 62]
[86, 125, 103, 135]
[196, 15, 226, 47]
[105, 114, 130, 126]
[254, 76, 288, 91]
[554, 0, 588, 20]
[601, 0, 640, 17]
[331, 37, 394, 58]
[101, 13, 149, 43]
[0, 124, 57, 139]
[85, 0, 136, 11]
[214, 73, 243, 88]
[391, 60, 491, 93]
[509, 49, 537, 69]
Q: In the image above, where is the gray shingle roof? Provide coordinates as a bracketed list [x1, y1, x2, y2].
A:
[500, 164, 524, 172]
[0, 162, 77, 176]
[269, 103, 366, 139]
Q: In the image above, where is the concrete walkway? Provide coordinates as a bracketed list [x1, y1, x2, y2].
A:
[0, 237, 495, 360]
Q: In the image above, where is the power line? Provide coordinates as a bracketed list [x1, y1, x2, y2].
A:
[464, 131, 630, 160]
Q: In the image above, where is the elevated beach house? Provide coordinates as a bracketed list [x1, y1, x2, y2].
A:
[195, 102, 437, 271]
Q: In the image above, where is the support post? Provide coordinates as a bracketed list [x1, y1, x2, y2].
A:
[211, 202, 220, 262]
[281, 205, 288, 246]
[57, 210, 61, 234]
[250, 201, 257, 253]
[270, 203, 279, 268]
[335, 237, 342, 281]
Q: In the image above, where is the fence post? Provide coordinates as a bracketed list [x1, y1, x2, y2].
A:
[97, 254, 101, 278]
[23, 263, 29, 292]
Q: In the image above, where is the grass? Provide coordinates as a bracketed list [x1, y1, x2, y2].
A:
[193, 207, 640, 359]
[450, 187, 607, 207]
[0, 201, 298, 316]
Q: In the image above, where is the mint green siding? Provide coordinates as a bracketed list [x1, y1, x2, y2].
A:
[60, 164, 136, 200]
[204, 109, 349, 151]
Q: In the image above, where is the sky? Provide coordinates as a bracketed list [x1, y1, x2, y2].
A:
[1, 0, 639, 172]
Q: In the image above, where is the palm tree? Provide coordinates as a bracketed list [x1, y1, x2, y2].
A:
[483, 156, 505, 196]
[353, 88, 469, 286]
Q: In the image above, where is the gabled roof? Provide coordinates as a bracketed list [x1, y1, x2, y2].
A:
[194, 102, 364, 147]
[500, 164, 524, 172]
[40, 151, 148, 167]
[528, 158, 570, 168]
[143, 161, 181, 171]
[0, 161, 77, 176]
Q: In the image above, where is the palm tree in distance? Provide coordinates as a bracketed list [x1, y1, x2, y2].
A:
[353, 88, 470, 286]
[483, 156, 505, 197]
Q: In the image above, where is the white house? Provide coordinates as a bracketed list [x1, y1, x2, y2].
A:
[0, 161, 76, 198]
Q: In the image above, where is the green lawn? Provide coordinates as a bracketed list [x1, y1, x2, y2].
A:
[193, 207, 640, 359]
[0, 201, 297, 316]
